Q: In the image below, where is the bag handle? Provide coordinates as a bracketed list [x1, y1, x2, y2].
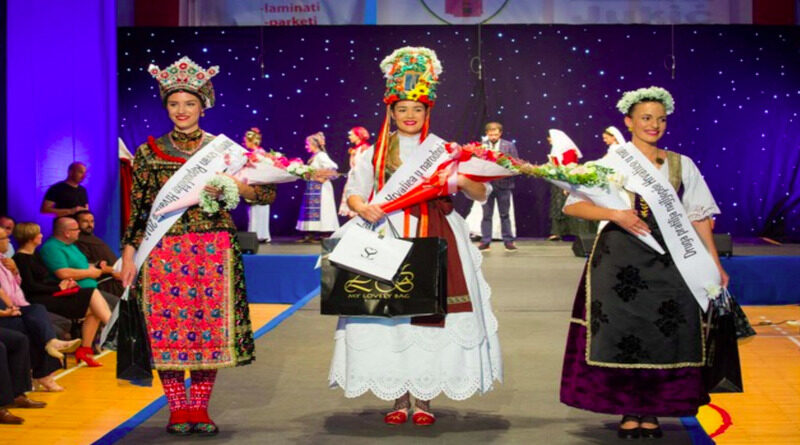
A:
[365, 216, 401, 239]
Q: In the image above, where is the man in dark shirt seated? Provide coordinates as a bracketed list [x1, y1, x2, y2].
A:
[40, 162, 89, 217]
[74, 211, 123, 297]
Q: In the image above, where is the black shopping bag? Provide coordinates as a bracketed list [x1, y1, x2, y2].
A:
[321, 237, 448, 318]
[704, 311, 744, 393]
[116, 296, 154, 386]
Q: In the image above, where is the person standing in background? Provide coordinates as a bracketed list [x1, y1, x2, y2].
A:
[478, 122, 519, 251]
[243, 128, 272, 243]
[338, 127, 371, 217]
[40, 162, 89, 217]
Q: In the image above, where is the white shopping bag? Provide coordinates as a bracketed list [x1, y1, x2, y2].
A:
[328, 222, 413, 282]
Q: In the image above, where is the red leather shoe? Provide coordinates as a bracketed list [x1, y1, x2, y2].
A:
[75, 346, 102, 367]
[166, 409, 192, 436]
[412, 410, 436, 426]
[384, 409, 408, 425]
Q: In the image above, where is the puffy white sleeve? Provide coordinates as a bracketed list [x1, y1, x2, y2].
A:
[681, 155, 720, 221]
[344, 145, 375, 201]
[313, 151, 339, 170]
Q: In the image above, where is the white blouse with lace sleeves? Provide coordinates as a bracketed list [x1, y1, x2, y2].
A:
[312, 151, 339, 170]
[343, 144, 375, 201]
[679, 155, 720, 222]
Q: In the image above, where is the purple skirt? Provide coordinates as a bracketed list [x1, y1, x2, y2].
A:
[559, 270, 710, 417]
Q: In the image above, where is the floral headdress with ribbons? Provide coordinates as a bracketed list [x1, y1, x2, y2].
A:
[616, 86, 675, 116]
[149, 56, 219, 109]
[373, 47, 443, 191]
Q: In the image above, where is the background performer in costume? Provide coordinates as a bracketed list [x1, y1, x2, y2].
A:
[244, 128, 272, 243]
[296, 132, 340, 242]
[339, 127, 371, 217]
[120, 57, 276, 436]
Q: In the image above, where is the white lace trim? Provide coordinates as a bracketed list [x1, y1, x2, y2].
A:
[686, 205, 719, 222]
[328, 213, 502, 401]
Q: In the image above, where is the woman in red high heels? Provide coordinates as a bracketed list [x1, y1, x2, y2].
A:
[12, 222, 110, 368]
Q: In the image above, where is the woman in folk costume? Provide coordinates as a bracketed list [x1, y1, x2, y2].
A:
[330, 47, 502, 426]
[296, 132, 340, 242]
[602, 125, 626, 148]
[547, 129, 596, 239]
[338, 127, 371, 217]
[119, 57, 276, 436]
[559, 87, 729, 439]
[244, 128, 272, 243]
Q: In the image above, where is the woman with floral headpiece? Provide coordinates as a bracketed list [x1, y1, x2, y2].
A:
[296, 132, 340, 242]
[119, 57, 276, 436]
[329, 47, 502, 426]
[338, 127, 371, 217]
[559, 87, 728, 439]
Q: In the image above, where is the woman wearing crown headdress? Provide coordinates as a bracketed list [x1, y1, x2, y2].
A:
[559, 87, 729, 439]
[119, 57, 276, 436]
[329, 47, 502, 426]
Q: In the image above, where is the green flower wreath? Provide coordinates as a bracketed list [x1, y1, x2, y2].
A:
[199, 175, 239, 214]
[616, 86, 675, 115]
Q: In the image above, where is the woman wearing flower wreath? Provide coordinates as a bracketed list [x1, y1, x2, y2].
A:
[296, 132, 340, 242]
[119, 57, 276, 436]
[330, 47, 503, 426]
[559, 86, 729, 439]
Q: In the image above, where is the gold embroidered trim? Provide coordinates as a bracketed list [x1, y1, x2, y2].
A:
[447, 294, 471, 304]
[570, 318, 587, 327]
[584, 231, 706, 370]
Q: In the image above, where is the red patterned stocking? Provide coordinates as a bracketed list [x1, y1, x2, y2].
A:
[189, 369, 217, 412]
[158, 370, 188, 412]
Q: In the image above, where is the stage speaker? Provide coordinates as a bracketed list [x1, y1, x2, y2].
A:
[572, 235, 596, 257]
[237, 231, 259, 254]
[714, 233, 733, 257]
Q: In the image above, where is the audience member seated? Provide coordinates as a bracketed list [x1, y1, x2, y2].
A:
[39, 216, 119, 311]
[12, 222, 112, 368]
[0, 245, 82, 388]
[0, 327, 47, 424]
[74, 210, 124, 297]
[0, 215, 15, 257]
[40, 161, 89, 217]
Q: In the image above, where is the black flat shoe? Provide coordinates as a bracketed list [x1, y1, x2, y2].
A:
[640, 416, 663, 439]
[618, 415, 641, 439]
[640, 426, 663, 439]
[618, 427, 640, 439]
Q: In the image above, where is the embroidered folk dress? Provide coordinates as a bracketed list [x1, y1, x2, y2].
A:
[296, 151, 340, 232]
[122, 130, 276, 371]
[560, 151, 720, 416]
[328, 133, 503, 402]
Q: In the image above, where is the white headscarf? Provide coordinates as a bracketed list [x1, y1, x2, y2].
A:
[548, 129, 582, 163]
[604, 126, 626, 145]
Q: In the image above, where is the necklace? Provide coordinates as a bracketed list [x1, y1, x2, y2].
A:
[169, 129, 204, 154]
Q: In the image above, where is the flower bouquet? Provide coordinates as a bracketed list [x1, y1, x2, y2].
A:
[155, 144, 335, 216]
[524, 160, 665, 254]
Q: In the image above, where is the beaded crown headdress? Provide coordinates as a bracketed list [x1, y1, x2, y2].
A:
[148, 56, 219, 109]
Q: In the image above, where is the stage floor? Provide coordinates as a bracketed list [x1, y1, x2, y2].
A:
[4, 241, 797, 443]
[120, 240, 797, 444]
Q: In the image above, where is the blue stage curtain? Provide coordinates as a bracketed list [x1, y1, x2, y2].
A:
[6, 0, 119, 249]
